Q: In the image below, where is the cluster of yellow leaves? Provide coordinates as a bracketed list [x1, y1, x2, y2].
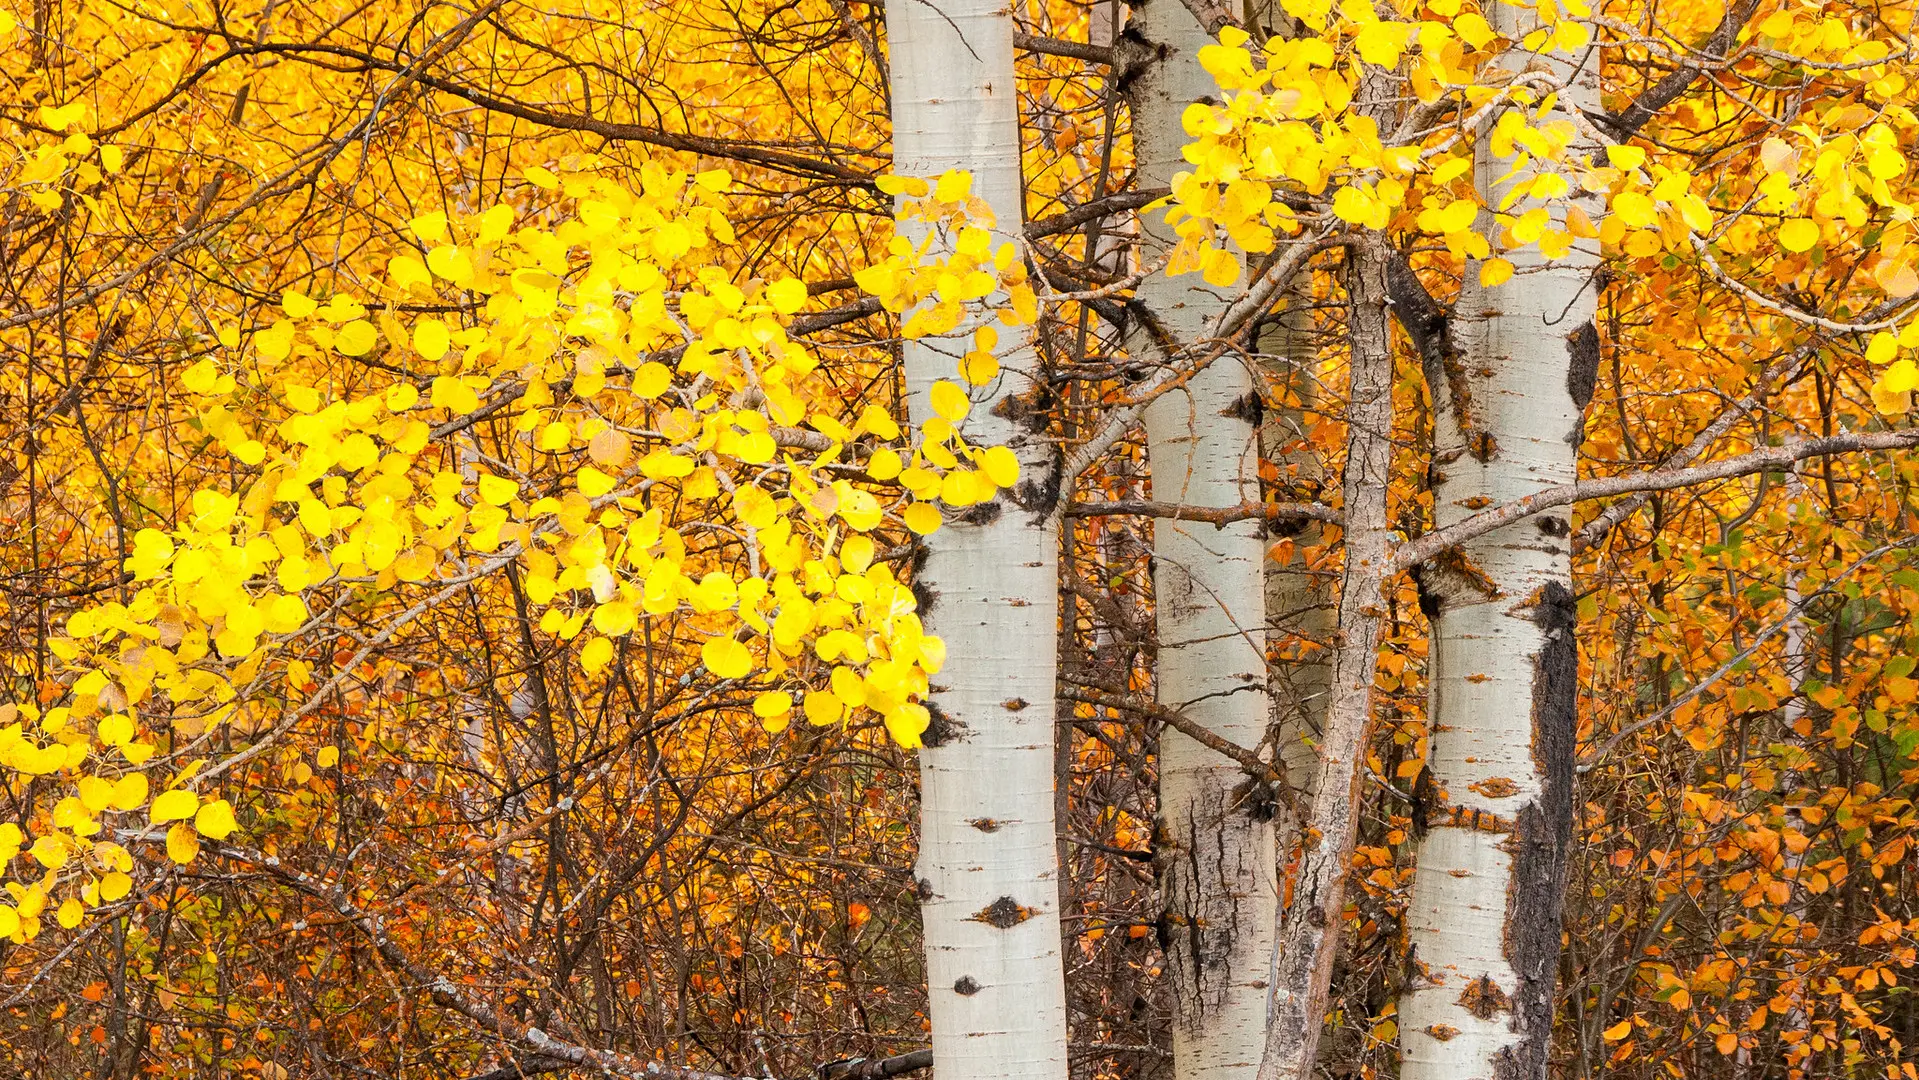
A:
[1165, 0, 1919, 412]
[11, 162, 1035, 942]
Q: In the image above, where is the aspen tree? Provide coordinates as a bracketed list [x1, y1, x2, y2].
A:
[1121, 3, 1277, 1078]
[882, 4, 1071, 1080]
[1396, 6, 1595, 1076]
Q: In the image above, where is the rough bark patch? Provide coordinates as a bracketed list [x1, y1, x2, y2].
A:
[972, 896, 1038, 928]
[1566, 322, 1601, 410]
[958, 500, 1002, 526]
[921, 701, 964, 747]
[1492, 581, 1577, 1080]
[953, 976, 981, 996]
[1458, 973, 1512, 1020]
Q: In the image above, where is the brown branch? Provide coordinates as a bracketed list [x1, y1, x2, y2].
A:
[1398, 428, 1919, 573]
[1594, 0, 1765, 139]
[1025, 188, 1168, 239]
[1013, 31, 1114, 66]
[1063, 687, 1289, 794]
[1572, 347, 1810, 553]
[819, 1051, 937, 1080]
[1066, 499, 1339, 527]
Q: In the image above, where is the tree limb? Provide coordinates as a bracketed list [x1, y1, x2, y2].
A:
[1398, 428, 1919, 573]
[1593, 0, 1765, 139]
[1013, 31, 1114, 66]
[1065, 498, 1339, 527]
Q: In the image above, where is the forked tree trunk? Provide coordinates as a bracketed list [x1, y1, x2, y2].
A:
[882, 6, 1071, 1080]
[1396, 8, 1596, 1077]
[1121, 4, 1277, 1079]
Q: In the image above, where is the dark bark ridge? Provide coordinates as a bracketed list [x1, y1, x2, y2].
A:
[1491, 581, 1578, 1080]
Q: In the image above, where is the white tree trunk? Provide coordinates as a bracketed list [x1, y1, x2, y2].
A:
[883, 7, 1071, 1080]
[1397, 10, 1596, 1078]
[1121, 5, 1279, 1080]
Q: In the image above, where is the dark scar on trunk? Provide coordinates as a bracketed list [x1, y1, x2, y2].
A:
[1492, 580, 1576, 1080]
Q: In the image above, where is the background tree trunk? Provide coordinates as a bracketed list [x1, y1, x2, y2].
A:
[1259, 237, 1396, 1080]
[1121, 4, 1278, 1080]
[883, 5, 1072, 1080]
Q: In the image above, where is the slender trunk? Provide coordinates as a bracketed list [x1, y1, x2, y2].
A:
[883, 6, 1071, 1080]
[1397, 9, 1597, 1077]
[1259, 237, 1396, 1080]
[1261, 293, 1333, 800]
[1121, 4, 1277, 1079]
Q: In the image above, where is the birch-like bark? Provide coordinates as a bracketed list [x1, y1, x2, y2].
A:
[883, 6, 1070, 1080]
[1259, 236, 1396, 1080]
[1396, 9, 1597, 1077]
[1121, 4, 1277, 1079]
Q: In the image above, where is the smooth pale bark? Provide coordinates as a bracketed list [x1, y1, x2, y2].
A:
[1121, 4, 1277, 1079]
[1259, 237, 1396, 1080]
[882, 6, 1071, 1080]
[1397, 10, 1595, 1078]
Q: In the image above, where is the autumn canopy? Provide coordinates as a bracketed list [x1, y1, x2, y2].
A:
[3, 0, 1919, 1078]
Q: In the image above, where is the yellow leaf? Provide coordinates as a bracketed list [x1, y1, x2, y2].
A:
[335, 320, 377, 356]
[703, 637, 753, 679]
[1604, 1020, 1632, 1042]
[166, 823, 199, 865]
[1454, 11, 1495, 48]
[149, 789, 198, 823]
[633, 361, 673, 399]
[1479, 258, 1514, 287]
[804, 689, 843, 726]
[579, 635, 615, 674]
[410, 212, 449, 244]
[193, 799, 237, 840]
[109, 774, 148, 811]
[1882, 358, 1919, 393]
[29, 835, 67, 869]
[753, 691, 792, 718]
[1868, 332, 1899, 365]
[316, 746, 340, 768]
[765, 278, 807, 315]
[57, 898, 82, 929]
[903, 502, 943, 535]
[929, 380, 970, 422]
[578, 466, 618, 498]
[281, 290, 318, 319]
[412, 319, 451, 361]
[885, 704, 930, 748]
[935, 170, 972, 202]
[979, 445, 1020, 488]
[478, 474, 519, 506]
[1779, 218, 1819, 253]
[593, 601, 638, 637]
[99, 872, 131, 903]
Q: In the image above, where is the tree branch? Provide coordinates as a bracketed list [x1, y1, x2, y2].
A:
[1065, 499, 1339, 527]
[1572, 346, 1811, 552]
[1013, 31, 1114, 66]
[1062, 686, 1290, 795]
[1397, 428, 1919, 573]
[1593, 0, 1765, 139]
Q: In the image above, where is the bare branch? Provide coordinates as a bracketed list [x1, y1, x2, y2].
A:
[1398, 429, 1919, 573]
